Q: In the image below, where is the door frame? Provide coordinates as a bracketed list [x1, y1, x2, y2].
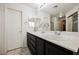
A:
[4, 7, 22, 52]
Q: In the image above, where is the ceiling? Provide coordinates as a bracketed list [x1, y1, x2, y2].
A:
[22, 3, 78, 16]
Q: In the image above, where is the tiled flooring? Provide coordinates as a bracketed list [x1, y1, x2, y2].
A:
[21, 47, 31, 55]
[7, 47, 31, 55]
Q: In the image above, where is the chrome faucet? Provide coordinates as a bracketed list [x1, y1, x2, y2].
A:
[54, 31, 61, 35]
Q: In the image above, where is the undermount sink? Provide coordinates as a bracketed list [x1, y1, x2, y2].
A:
[42, 34, 69, 41]
[36, 31, 69, 41]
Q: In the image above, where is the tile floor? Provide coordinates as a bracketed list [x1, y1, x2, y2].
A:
[7, 47, 31, 55]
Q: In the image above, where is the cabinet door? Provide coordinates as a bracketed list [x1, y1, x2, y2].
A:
[27, 33, 37, 55]
[45, 41, 73, 55]
[45, 42, 59, 55]
[36, 37, 44, 55]
[27, 33, 30, 47]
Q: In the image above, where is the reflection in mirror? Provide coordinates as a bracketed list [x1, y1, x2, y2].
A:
[28, 17, 41, 31]
[50, 12, 78, 32]
[67, 12, 78, 32]
[29, 22, 35, 28]
[39, 22, 49, 32]
[58, 16, 66, 31]
[50, 16, 66, 31]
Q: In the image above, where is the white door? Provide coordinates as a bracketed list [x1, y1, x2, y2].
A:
[5, 8, 22, 51]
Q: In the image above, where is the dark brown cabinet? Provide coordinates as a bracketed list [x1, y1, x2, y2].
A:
[45, 41, 73, 55]
[27, 33, 44, 55]
[45, 41, 60, 55]
[27, 33, 37, 55]
[27, 32, 74, 55]
[36, 37, 44, 55]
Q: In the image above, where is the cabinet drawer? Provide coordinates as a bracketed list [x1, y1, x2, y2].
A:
[29, 44, 36, 55]
[30, 39, 36, 48]
[45, 41, 73, 55]
[36, 37, 45, 55]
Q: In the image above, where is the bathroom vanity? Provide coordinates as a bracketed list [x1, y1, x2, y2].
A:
[27, 32, 79, 55]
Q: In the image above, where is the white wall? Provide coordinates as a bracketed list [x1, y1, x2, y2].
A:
[0, 4, 5, 54]
[0, 3, 50, 54]
[0, 5, 2, 54]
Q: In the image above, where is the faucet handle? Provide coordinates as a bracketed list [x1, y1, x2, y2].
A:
[54, 31, 61, 35]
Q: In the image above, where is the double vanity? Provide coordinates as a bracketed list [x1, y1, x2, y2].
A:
[27, 31, 79, 55]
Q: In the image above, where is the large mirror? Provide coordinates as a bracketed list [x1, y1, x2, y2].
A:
[28, 3, 79, 32]
[50, 11, 78, 32]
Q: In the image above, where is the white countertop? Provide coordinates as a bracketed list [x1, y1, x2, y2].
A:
[27, 31, 79, 53]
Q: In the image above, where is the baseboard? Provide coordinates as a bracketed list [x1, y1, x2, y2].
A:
[7, 47, 22, 52]
[7, 47, 27, 53]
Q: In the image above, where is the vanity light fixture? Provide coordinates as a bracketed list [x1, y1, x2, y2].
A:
[53, 5, 64, 18]
[59, 12, 63, 17]
[59, 12, 65, 18]
[39, 3, 46, 8]
[37, 3, 48, 9]
[53, 5, 58, 8]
